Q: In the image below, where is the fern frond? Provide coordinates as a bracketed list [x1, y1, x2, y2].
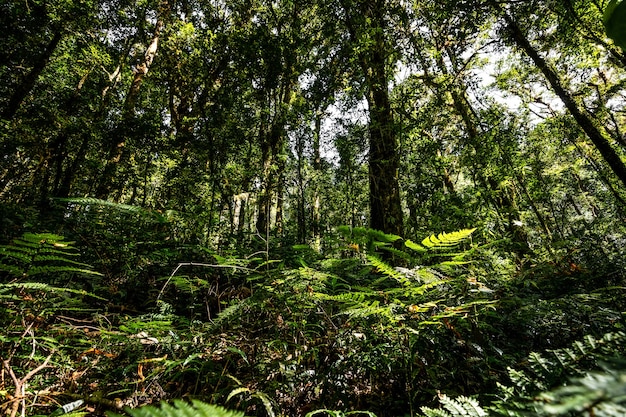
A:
[0, 263, 24, 276]
[317, 291, 369, 304]
[191, 400, 247, 417]
[342, 300, 394, 320]
[0, 232, 100, 278]
[18, 232, 69, 245]
[58, 197, 168, 223]
[106, 399, 246, 417]
[420, 408, 453, 417]
[421, 394, 487, 417]
[367, 255, 410, 285]
[421, 228, 476, 250]
[0, 282, 106, 300]
[209, 298, 252, 329]
[404, 239, 427, 253]
[440, 395, 487, 416]
[336, 226, 401, 244]
[379, 245, 418, 263]
[316, 290, 394, 320]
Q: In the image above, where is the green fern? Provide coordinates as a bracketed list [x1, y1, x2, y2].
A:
[0, 232, 101, 280]
[305, 410, 377, 416]
[336, 226, 401, 253]
[367, 254, 411, 285]
[420, 229, 476, 250]
[536, 361, 626, 416]
[524, 331, 626, 389]
[490, 331, 626, 416]
[0, 281, 105, 300]
[105, 400, 246, 417]
[209, 298, 252, 329]
[57, 197, 168, 224]
[420, 394, 487, 417]
[322, 227, 484, 326]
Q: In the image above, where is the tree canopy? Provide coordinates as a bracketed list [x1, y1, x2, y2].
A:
[1, 0, 626, 416]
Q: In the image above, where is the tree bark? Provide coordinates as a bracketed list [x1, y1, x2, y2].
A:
[2, 30, 63, 120]
[311, 112, 322, 248]
[340, 0, 403, 236]
[96, 1, 168, 199]
[504, 13, 626, 189]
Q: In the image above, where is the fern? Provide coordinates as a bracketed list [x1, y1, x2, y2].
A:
[305, 410, 377, 416]
[0, 281, 105, 300]
[322, 227, 485, 327]
[524, 331, 626, 388]
[420, 229, 476, 250]
[0, 232, 101, 280]
[535, 360, 626, 416]
[57, 197, 168, 224]
[420, 394, 487, 417]
[367, 254, 411, 285]
[105, 400, 246, 417]
[490, 331, 626, 416]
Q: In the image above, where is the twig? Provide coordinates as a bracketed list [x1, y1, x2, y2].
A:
[2, 352, 54, 417]
[157, 262, 259, 304]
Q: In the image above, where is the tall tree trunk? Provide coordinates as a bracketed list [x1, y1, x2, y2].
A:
[295, 126, 307, 243]
[340, 0, 403, 236]
[256, 122, 285, 235]
[96, 1, 168, 199]
[311, 111, 322, 249]
[2, 30, 63, 120]
[504, 13, 626, 189]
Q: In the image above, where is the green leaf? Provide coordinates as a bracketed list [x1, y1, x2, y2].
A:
[421, 228, 476, 249]
[604, 0, 626, 50]
[227, 387, 250, 403]
[106, 400, 246, 417]
[404, 239, 427, 253]
[226, 346, 249, 365]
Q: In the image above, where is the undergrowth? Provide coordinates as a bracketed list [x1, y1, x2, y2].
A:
[1, 201, 625, 416]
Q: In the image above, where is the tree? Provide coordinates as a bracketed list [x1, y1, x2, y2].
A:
[337, 0, 404, 236]
[495, 3, 626, 190]
[96, 0, 171, 199]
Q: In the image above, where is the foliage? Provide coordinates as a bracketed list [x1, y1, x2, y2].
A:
[325, 226, 488, 326]
[420, 395, 487, 417]
[604, 0, 626, 51]
[1, 0, 626, 415]
[0, 232, 102, 280]
[420, 330, 626, 417]
[305, 410, 377, 417]
[106, 400, 246, 417]
[0, 233, 104, 417]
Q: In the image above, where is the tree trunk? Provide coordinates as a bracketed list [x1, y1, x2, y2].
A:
[341, 0, 403, 236]
[256, 123, 284, 236]
[96, 1, 168, 199]
[2, 30, 63, 120]
[311, 112, 322, 247]
[504, 13, 626, 190]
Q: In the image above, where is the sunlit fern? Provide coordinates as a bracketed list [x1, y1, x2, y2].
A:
[420, 394, 487, 417]
[105, 400, 246, 417]
[0, 232, 102, 280]
[323, 227, 487, 326]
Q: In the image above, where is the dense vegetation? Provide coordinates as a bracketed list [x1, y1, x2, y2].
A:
[2, 0, 626, 416]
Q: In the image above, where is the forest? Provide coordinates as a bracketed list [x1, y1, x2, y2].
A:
[2, 0, 626, 416]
